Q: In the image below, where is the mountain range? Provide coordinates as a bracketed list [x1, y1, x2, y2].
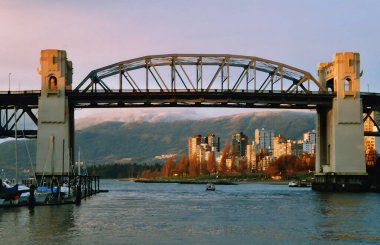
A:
[0, 111, 316, 175]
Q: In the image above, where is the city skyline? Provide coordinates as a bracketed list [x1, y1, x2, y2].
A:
[187, 128, 317, 174]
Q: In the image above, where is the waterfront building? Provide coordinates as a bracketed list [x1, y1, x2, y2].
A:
[232, 132, 248, 157]
[257, 155, 273, 171]
[188, 134, 219, 170]
[246, 143, 255, 171]
[199, 143, 215, 163]
[254, 128, 275, 150]
[206, 133, 220, 152]
[272, 134, 292, 159]
[303, 130, 316, 143]
[188, 135, 202, 163]
[364, 111, 380, 165]
[254, 148, 270, 171]
[292, 140, 304, 157]
[302, 130, 316, 155]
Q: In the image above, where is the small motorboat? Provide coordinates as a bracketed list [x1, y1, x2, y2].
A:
[206, 183, 215, 191]
[288, 180, 299, 187]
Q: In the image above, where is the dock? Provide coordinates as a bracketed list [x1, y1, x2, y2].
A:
[1, 175, 104, 208]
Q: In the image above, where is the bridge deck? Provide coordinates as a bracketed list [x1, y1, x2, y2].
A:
[1, 90, 380, 108]
[68, 90, 334, 109]
[1, 89, 380, 109]
[0, 90, 337, 109]
[1, 90, 380, 137]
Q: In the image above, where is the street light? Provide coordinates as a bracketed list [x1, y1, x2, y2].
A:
[8, 72, 11, 93]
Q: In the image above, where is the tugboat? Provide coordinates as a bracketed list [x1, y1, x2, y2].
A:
[206, 183, 216, 191]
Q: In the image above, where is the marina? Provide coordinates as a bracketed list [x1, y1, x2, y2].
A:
[0, 175, 101, 207]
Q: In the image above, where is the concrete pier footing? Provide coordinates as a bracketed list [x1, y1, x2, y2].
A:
[312, 173, 369, 192]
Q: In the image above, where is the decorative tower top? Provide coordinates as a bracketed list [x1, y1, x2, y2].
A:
[318, 52, 360, 98]
[38, 49, 72, 97]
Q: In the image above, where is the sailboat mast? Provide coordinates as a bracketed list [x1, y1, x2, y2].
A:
[14, 106, 18, 184]
[78, 146, 81, 176]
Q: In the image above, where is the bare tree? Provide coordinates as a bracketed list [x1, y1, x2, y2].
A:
[206, 153, 216, 175]
[161, 158, 176, 177]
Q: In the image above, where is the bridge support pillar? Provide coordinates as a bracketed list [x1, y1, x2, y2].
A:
[313, 52, 368, 191]
[35, 50, 74, 184]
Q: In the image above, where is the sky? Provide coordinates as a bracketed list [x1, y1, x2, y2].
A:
[0, 0, 379, 119]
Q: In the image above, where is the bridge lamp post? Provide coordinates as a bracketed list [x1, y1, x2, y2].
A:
[8, 72, 11, 93]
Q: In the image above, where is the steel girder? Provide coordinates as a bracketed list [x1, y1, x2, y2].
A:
[67, 90, 334, 109]
[0, 106, 38, 138]
[74, 54, 326, 94]
[0, 91, 39, 138]
[362, 93, 380, 137]
[363, 109, 380, 137]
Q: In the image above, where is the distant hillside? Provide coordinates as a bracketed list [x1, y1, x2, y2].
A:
[0, 111, 316, 174]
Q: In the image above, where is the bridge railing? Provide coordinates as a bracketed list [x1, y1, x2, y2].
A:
[69, 89, 334, 95]
[0, 90, 41, 95]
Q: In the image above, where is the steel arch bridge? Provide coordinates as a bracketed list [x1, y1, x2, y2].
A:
[75, 54, 325, 93]
[70, 54, 334, 109]
[2, 50, 380, 192]
[1, 53, 380, 138]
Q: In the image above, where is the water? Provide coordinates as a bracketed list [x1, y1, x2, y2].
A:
[1, 180, 380, 245]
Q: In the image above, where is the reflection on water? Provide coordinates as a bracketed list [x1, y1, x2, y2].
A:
[315, 192, 380, 243]
[1, 180, 380, 245]
[0, 202, 76, 244]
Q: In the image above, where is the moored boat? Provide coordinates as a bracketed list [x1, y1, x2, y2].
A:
[2, 179, 29, 194]
[288, 180, 298, 187]
[0, 180, 20, 206]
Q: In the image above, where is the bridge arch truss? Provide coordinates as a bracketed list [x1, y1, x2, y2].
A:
[75, 54, 325, 94]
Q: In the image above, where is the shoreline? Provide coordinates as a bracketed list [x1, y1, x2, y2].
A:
[117, 178, 289, 185]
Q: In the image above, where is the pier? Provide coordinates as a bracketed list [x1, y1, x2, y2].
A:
[1, 175, 101, 208]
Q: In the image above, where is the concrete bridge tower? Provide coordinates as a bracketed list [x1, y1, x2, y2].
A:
[314, 52, 367, 191]
[35, 50, 74, 180]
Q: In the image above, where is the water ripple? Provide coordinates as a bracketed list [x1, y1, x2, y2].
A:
[1, 180, 380, 245]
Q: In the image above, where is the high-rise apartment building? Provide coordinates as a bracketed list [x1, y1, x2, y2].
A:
[232, 132, 248, 157]
[254, 128, 275, 150]
[364, 111, 380, 165]
[246, 142, 255, 171]
[272, 134, 292, 159]
[205, 133, 220, 152]
[188, 134, 219, 166]
[303, 130, 316, 154]
[292, 140, 304, 157]
[188, 135, 202, 163]
[257, 155, 273, 171]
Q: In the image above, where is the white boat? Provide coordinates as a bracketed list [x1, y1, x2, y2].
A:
[206, 183, 216, 191]
[288, 180, 299, 187]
